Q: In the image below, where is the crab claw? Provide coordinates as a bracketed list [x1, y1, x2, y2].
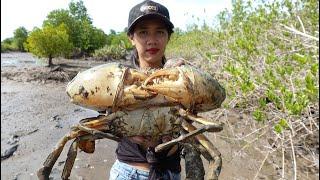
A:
[142, 68, 194, 110]
[66, 63, 153, 112]
[142, 65, 226, 112]
[185, 66, 226, 111]
[66, 63, 126, 111]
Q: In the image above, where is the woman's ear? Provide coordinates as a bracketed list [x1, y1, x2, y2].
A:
[128, 35, 135, 46]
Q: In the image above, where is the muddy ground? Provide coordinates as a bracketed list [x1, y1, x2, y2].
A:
[1, 52, 318, 180]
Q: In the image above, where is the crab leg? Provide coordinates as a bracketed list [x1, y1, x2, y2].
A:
[62, 134, 109, 180]
[37, 132, 78, 180]
[155, 119, 222, 152]
[77, 124, 120, 142]
[37, 113, 124, 180]
[62, 139, 78, 180]
[181, 141, 205, 180]
[155, 111, 223, 180]
[178, 109, 223, 132]
[182, 121, 222, 180]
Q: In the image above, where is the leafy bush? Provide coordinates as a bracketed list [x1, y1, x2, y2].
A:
[93, 43, 127, 60]
[106, 31, 132, 50]
[1, 26, 29, 52]
[1, 38, 18, 52]
[93, 30, 132, 60]
[167, 0, 319, 177]
[167, 0, 319, 119]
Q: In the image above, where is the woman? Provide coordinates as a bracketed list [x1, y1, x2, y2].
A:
[109, 1, 205, 180]
[109, 1, 181, 180]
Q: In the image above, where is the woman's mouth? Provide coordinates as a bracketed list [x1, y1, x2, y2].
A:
[146, 48, 159, 54]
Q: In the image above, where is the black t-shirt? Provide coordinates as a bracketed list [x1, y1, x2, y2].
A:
[115, 52, 181, 178]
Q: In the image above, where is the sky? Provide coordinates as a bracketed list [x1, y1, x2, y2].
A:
[1, 0, 232, 41]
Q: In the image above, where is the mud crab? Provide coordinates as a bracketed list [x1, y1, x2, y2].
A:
[66, 62, 225, 112]
[38, 63, 226, 180]
[37, 107, 223, 180]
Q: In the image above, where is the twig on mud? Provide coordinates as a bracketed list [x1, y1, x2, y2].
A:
[289, 131, 297, 180]
[217, 124, 269, 142]
[227, 94, 242, 108]
[296, 149, 319, 165]
[224, 115, 238, 146]
[297, 16, 306, 33]
[298, 121, 313, 134]
[280, 24, 319, 41]
[60, 71, 71, 81]
[235, 130, 268, 156]
[238, 125, 269, 140]
[253, 150, 271, 180]
[289, 75, 296, 101]
[281, 133, 285, 179]
[307, 105, 319, 130]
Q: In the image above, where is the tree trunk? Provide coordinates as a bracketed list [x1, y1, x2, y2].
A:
[48, 55, 53, 67]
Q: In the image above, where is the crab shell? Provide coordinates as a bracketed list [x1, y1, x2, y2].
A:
[66, 62, 225, 112]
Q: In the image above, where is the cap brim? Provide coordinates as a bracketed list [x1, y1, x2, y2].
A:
[127, 13, 174, 34]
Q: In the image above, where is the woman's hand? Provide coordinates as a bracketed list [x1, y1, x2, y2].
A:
[164, 58, 185, 68]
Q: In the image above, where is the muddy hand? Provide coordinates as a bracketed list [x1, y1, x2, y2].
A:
[164, 58, 186, 68]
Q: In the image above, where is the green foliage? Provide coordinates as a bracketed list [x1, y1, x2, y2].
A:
[274, 118, 289, 134]
[25, 24, 73, 66]
[92, 30, 132, 60]
[69, 0, 92, 23]
[66, 0, 108, 54]
[166, 0, 319, 128]
[42, 0, 107, 56]
[1, 27, 28, 52]
[93, 43, 127, 60]
[253, 109, 266, 122]
[13, 26, 28, 51]
[78, 20, 107, 54]
[1, 38, 18, 52]
[106, 31, 132, 50]
[43, 9, 80, 49]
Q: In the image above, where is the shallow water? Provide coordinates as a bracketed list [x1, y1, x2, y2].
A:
[1, 52, 47, 67]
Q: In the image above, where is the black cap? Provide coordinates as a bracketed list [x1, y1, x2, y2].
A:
[127, 0, 174, 34]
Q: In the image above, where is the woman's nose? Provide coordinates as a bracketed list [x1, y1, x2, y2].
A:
[147, 34, 158, 45]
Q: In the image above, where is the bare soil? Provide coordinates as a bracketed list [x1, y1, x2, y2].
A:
[1, 53, 318, 180]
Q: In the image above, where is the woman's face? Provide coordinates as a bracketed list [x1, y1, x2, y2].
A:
[129, 18, 169, 69]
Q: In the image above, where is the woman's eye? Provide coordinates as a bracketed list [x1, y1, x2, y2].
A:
[157, 31, 165, 35]
[139, 31, 148, 36]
